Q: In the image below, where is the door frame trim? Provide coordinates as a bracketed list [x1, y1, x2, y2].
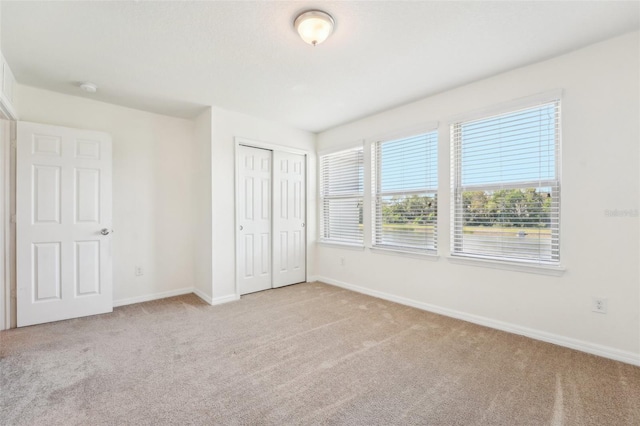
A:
[0, 117, 17, 330]
[234, 137, 310, 299]
[0, 120, 9, 330]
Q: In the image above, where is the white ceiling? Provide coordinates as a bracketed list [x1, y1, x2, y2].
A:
[2, 1, 639, 133]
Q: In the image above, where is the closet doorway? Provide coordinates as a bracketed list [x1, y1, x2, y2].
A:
[236, 143, 306, 295]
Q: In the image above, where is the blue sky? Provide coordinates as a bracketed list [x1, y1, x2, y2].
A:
[460, 104, 556, 186]
[379, 132, 438, 193]
[378, 103, 556, 191]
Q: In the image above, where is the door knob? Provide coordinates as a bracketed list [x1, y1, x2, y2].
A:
[239, 225, 243, 231]
[302, 223, 305, 227]
[100, 228, 113, 235]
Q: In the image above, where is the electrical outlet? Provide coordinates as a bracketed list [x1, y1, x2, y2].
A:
[592, 297, 608, 314]
[135, 266, 144, 277]
[340, 257, 346, 267]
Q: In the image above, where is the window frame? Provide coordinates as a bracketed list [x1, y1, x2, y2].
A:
[450, 91, 562, 267]
[371, 130, 439, 255]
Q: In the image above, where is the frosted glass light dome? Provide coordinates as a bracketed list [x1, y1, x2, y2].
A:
[294, 10, 335, 46]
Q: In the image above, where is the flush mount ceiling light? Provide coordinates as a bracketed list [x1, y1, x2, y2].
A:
[294, 10, 335, 46]
[80, 82, 98, 93]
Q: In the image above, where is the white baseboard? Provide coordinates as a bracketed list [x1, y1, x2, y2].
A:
[192, 288, 213, 304]
[115, 287, 240, 308]
[317, 276, 640, 367]
[211, 293, 241, 305]
[193, 289, 240, 306]
[113, 287, 195, 307]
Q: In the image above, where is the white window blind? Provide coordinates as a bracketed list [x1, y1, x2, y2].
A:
[372, 131, 438, 252]
[320, 147, 364, 245]
[451, 100, 560, 264]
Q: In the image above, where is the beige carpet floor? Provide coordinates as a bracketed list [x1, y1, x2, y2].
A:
[1, 281, 639, 425]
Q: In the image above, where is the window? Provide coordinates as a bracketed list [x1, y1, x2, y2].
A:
[451, 100, 560, 264]
[372, 131, 438, 252]
[320, 147, 364, 245]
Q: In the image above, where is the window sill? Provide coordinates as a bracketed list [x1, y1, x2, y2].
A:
[446, 255, 565, 276]
[370, 246, 439, 261]
[316, 241, 365, 251]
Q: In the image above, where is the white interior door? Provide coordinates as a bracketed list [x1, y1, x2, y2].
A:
[273, 151, 306, 287]
[237, 145, 272, 295]
[17, 121, 112, 327]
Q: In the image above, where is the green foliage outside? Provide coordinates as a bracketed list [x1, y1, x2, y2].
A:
[461, 188, 552, 228]
[381, 195, 437, 226]
[375, 189, 552, 234]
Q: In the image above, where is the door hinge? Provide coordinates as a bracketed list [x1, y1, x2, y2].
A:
[10, 139, 16, 150]
[10, 214, 16, 223]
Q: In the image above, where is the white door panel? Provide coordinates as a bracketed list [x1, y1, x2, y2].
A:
[273, 151, 306, 287]
[17, 121, 112, 327]
[238, 145, 272, 295]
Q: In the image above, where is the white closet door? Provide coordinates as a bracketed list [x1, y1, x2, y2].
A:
[16, 121, 113, 327]
[272, 151, 306, 287]
[237, 146, 272, 295]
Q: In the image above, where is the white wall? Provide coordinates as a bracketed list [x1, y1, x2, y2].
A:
[316, 32, 640, 364]
[193, 107, 213, 302]
[210, 106, 316, 299]
[0, 0, 4, 330]
[14, 85, 198, 304]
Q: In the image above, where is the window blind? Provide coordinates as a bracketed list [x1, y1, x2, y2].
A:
[320, 147, 364, 245]
[373, 131, 438, 252]
[451, 100, 560, 264]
